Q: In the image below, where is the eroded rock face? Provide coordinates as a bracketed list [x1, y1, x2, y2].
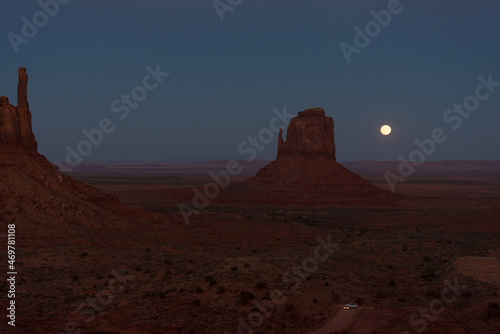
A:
[249, 107, 396, 203]
[277, 107, 335, 160]
[0, 68, 37, 150]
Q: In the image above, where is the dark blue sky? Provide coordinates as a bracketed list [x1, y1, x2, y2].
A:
[1, 1, 499, 164]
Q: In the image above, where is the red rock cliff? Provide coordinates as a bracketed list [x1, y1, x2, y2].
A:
[0, 68, 37, 150]
[277, 107, 335, 159]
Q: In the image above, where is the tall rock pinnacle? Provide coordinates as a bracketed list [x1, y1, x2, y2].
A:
[17, 67, 29, 111]
[0, 68, 37, 150]
[277, 108, 336, 160]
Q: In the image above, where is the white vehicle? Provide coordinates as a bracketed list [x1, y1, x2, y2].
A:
[343, 303, 357, 310]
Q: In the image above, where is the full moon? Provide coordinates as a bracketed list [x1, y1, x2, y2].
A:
[380, 125, 392, 135]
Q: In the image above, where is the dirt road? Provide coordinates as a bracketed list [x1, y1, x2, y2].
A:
[308, 308, 359, 334]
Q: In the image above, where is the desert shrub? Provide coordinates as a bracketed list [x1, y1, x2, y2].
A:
[196, 287, 203, 294]
[135, 266, 142, 271]
[238, 290, 255, 304]
[422, 256, 431, 262]
[387, 264, 394, 270]
[425, 289, 440, 299]
[205, 275, 214, 282]
[355, 298, 364, 305]
[164, 259, 171, 265]
[313, 298, 319, 303]
[35, 277, 44, 283]
[158, 292, 166, 299]
[244, 263, 250, 268]
[144, 269, 151, 274]
[284, 303, 295, 312]
[324, 281, 329, 287]
[179, 288, 186, 293]
[262, 291, 271, 300]
[389, 280, 396, 287]
[488, 302, 499, 309]
[96, 273, 104, 279]
[216, 286, 225, 294]
[193, 299, 200, 306]
[398, 296, 406, 303]
[209, 279, 217, 286]
[79, 252, 88, 258]
[255, 281, 268, 289]
[332, 292, 341, 301]
[375, 291, 387, 299]
[70, 275, 79, 282]
[231, 267, 238, 271]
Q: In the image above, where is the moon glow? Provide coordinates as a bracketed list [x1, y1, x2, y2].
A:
[380, 125, 391, 135]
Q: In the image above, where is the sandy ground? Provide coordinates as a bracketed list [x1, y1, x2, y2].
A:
[456, 256, 500, 285]
[307, 306, 358, 334]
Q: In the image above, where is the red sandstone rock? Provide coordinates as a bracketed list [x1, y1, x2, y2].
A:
[0, 68, 37, 150]
[250, 108, 396, 203]
[278, 108, 336, 159]
[0, 68, 168, 245]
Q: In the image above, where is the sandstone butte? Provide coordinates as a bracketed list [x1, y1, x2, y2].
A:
[0, 68, 37, 150]
[248, 108, 397, 204]
[0, 68, 168, 246]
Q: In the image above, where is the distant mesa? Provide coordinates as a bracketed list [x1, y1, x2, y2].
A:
[278, 107, 336, 159]
[249, 108, 395, 204]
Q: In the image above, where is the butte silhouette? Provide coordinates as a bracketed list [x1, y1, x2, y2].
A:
[247, 108, 396, 205]
[0, 68, 167, 244]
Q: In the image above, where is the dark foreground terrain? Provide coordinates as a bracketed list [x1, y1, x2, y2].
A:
[2, 161, 499, 333]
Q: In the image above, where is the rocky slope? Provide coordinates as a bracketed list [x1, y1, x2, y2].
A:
[0, 68, 168, 247]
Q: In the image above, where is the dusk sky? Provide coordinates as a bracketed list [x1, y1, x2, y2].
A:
[1, 1, 499, 164]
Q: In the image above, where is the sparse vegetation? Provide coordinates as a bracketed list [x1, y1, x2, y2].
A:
[284, 303, 295, 312]
[255, 281, 268, 289]
[238, 290, 255, 304]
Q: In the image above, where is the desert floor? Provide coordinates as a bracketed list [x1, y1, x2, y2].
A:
[5, 163, 500, 333]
